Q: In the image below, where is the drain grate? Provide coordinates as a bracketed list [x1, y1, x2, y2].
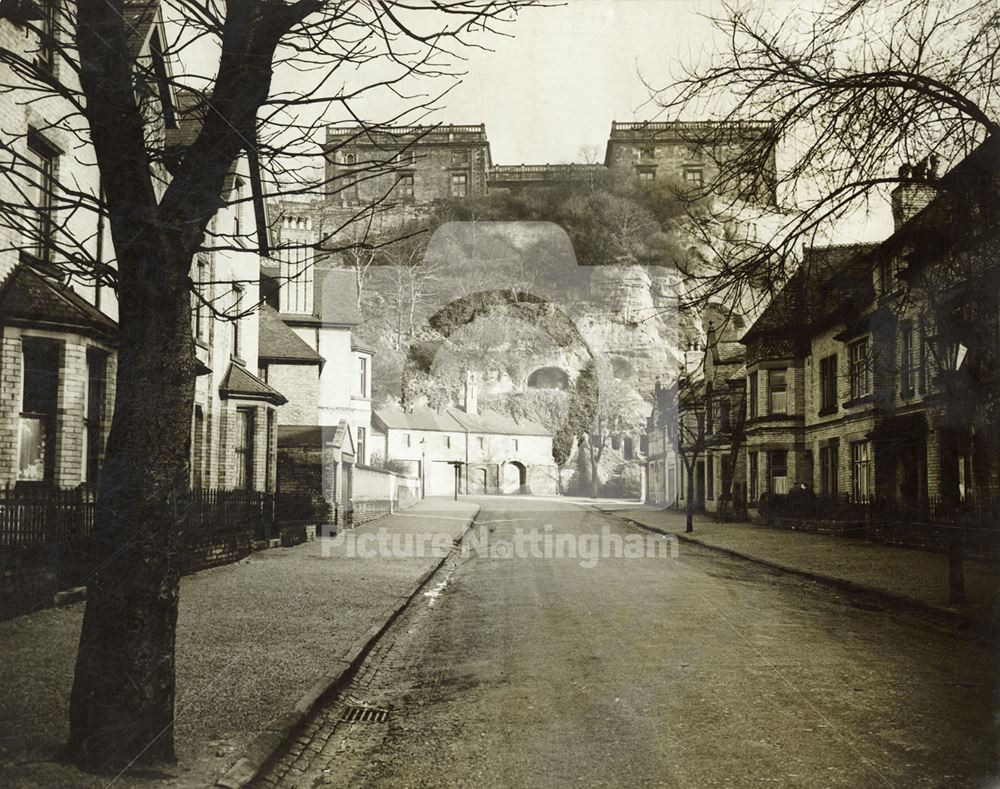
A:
[340, 705, 389, 724]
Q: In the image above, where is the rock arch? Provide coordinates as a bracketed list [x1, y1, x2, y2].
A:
[527, 366, 570, 391]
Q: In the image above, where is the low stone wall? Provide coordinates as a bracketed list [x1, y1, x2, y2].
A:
[187, 530, 256, 572]
[349, 465, 421, 528]
[752, 509, 867, 537]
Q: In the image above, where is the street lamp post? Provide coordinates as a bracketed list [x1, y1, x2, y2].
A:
[449, 461, 461, 501]
[928, 334, 969, 604]
[680, 397, 706, 535]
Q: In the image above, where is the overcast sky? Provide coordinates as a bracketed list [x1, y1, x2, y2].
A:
[419, 0, 725, 165]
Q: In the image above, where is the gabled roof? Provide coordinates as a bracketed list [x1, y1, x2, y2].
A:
[0, 262, 117, 339]
[123, 0, 158, 59]
[373, 406, 551, 437]
[219, 362, 287, 405]
[258, 303, 324, 364]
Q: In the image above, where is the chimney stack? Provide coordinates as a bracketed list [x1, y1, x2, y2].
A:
[464, 370, 478, 416]
[891, 156, 939, 230]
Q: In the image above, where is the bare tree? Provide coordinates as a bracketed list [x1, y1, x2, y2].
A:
[0, 0, 541, 772]
[648, 0, 998, 318]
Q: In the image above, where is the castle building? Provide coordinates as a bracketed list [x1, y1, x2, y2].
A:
[317, 119, 777, 212]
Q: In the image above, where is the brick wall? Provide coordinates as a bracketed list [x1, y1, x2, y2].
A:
[0, 335, 22, 481]
[267, 363, 320, 426]
[0, 328, 116, 487]
[277, 444, 333, 524]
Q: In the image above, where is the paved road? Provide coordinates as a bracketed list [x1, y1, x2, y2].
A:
[259, 497, 996, 788]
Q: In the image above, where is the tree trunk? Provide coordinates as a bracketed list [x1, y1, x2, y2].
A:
[68, 249, 195, 772]
[686, 460, 695, 533]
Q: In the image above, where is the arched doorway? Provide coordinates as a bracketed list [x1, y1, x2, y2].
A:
[503, 461, 527, 494]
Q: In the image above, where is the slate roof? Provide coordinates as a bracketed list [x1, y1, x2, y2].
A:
[0, 263, 117, 338]
[877, 135, 1000, 259]
[741, 244, 876, 342]
[447, 408, 550, 437]
[307, 266, 362, 326]
[219, 362, 287, 405]
[374, 406, 550, 437]
[258, 303, 323, 363]
[123, 0, 158, 59]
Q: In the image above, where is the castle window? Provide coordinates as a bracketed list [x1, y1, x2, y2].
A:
[637, 169, 655, 182]
[451, 149, 470, 165]
[450, 172, 467, 198]
[398, 173, 414, 200]
[683, 166, 704, 186]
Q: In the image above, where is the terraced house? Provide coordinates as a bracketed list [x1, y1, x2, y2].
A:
[740, 138, 1000, 521]
[0, 2, 283, 495]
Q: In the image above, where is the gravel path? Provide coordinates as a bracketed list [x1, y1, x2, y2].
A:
[0, 498, 477, 788]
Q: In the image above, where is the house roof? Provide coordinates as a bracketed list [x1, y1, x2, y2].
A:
[0, 262, 117, 339]
[123, 0, 158, 59]
[258, 303, 324, 364]
[277, 421, 360, 454]
[374, 407, 464, 432]
[352, 337, 377, 354]
[713, 340, 744, 364]
[446, 408, 550, 436]
[877, 135, 1000, 260]
[219, 362, 287, 405]
[374, 406, 551, 437]
[741, 243, 876, 343]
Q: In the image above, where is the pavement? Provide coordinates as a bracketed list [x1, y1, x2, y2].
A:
[587, 502, 999, 634]
[260, 496, 997, 788]
[0, 497, 479, 789]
